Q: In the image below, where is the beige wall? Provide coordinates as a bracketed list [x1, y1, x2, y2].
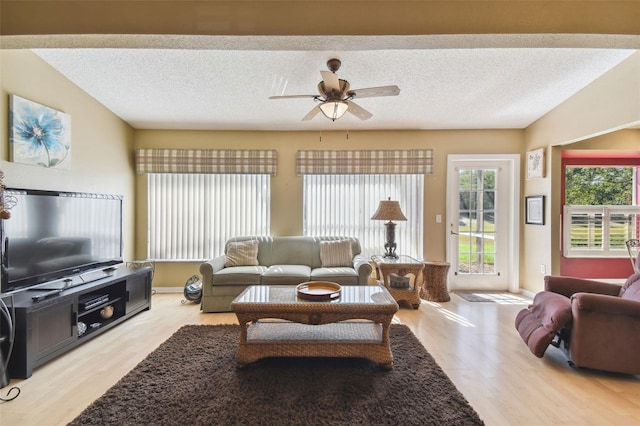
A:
[522, 53, 640, 293]
[526, 52, 640, 148]
[2, 47, 637, 292]
[567, 129, 640, 151]
[3, 1, 639, 37]
[2, 1, 639, 292]
[136, 129, 524, 287]
[0, 50, 137, 261]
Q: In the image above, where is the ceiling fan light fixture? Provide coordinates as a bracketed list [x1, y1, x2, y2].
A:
[268, 59, 398, 121]
[319, 100, 348, 121]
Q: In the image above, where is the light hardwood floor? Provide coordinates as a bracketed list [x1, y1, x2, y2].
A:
[1, 291, 638, 425]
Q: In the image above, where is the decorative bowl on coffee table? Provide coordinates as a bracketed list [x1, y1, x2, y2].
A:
[296, 281, 342, 301]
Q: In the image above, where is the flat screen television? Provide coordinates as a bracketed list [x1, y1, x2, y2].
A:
[1, 188, 123, 294]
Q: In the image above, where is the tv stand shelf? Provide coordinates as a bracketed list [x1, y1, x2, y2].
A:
[4, 266, 152, 379]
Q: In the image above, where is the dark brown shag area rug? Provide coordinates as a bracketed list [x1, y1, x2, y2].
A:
[69, 324, 483, 426]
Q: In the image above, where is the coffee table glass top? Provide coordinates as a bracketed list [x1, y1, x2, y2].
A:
[233, 285, 396, 306]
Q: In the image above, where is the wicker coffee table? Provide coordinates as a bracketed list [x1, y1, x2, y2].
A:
[230, 285, 399, 369]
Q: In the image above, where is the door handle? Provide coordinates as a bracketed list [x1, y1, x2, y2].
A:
[450, 224, 458, 235]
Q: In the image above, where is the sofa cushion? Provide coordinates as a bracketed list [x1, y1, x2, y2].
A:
[212, 265, 266, 286]
[269, 237, 316, 267]
[261, 265, 311, 285]
[319, 240, 353, 267]
[619, 272, 640, 301]
[311, 267, 358, 285]
[225, 240, 259, 267]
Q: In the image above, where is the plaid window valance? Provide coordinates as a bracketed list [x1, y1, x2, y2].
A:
[135, 149, 277, 175]
[296, 149, 433, 175]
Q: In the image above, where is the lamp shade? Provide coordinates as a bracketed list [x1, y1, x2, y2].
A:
[371, 198, 407, 221]
[319, 100, 348, 121]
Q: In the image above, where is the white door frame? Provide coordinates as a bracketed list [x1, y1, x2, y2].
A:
[446, 154, 520, 293]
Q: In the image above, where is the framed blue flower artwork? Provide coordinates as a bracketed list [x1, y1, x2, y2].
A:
[9, 95, 71, 169]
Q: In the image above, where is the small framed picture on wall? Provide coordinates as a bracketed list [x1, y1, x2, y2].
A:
[525, 195, 545, 225]
[526, 147, 545, 179]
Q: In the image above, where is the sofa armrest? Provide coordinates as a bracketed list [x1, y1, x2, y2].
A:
[572, 292, 640, 318]
[353, 255, 373, 285]
[544, 275, 621, 298]
[199, 255, 226, 286]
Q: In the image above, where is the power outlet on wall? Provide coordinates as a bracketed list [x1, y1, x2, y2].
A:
[540, 264, 546, 274]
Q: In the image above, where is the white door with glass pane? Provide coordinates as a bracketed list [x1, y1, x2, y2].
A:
[446, 155, 520, 291]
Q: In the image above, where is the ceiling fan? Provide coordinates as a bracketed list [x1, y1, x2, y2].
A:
[269, 59, 400, 122]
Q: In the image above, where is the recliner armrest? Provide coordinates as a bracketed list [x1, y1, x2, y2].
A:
[572, 292, 640, 318]
[544, 275, 621, 298]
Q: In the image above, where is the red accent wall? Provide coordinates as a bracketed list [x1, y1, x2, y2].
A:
[561, 257, 635, 279]
[560, 153, 640, 278]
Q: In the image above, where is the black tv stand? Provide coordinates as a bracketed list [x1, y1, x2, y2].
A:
[30, 288, 64, 301]
[3, 266, 152, 379]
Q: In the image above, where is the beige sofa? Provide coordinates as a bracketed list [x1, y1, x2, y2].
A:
[199, 236, 372, 312]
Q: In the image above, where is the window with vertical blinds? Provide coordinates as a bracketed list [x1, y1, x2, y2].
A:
[147, 174, 270, 261]
[303, 175, 423, 259]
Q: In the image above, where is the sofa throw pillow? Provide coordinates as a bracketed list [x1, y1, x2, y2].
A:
[225, 240, 259, 267]
[320, 240, 353, 267]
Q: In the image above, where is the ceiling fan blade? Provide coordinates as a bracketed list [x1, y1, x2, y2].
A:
[269, 94, 317, 99]
[348, 85, 400, 99]
[320, 71, 340, 91]
[302, 105, 322, 121]
[345, 100, 372, 121]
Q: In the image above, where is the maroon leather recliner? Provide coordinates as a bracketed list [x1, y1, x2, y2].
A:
[515, 257, 640, 375]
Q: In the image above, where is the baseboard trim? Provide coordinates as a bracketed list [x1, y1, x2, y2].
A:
[520, 289, 536, 299]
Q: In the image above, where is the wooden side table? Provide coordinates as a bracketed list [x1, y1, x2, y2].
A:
[421, 261, 451, 302]
[371, 255, 423, 309]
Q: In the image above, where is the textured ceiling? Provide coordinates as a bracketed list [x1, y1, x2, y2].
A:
[30, 36, 637, 131]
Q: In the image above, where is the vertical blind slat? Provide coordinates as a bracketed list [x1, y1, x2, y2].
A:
[147, 174, 270, 260]
[303, 174, 423, 259]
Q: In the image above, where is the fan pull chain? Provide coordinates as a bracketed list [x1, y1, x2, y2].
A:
[346, 130, 349, 140]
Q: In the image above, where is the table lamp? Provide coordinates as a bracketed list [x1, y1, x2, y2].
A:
[371, 197, 407, 259]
